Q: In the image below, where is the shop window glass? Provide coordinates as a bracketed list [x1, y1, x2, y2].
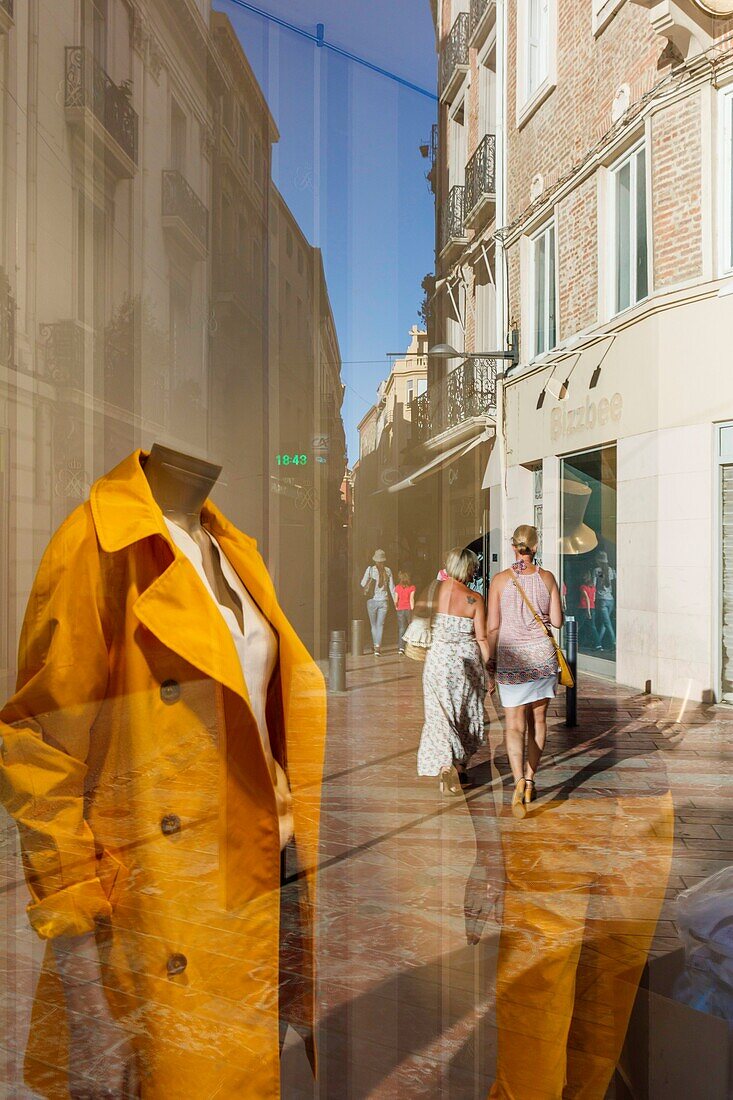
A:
[560, 446, 617, 672]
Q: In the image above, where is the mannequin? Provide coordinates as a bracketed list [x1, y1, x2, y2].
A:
[35, 445, 299, 1095]
[143, 444, 243, 631]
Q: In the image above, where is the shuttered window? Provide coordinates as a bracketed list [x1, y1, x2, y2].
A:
[721, 464, 733, 702]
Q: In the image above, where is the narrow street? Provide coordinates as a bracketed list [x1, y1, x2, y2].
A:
[282, 652, 733, 1098]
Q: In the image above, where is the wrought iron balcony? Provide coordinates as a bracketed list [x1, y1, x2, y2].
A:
[464, 134, 496, 228]
[64, 46, 138, 175]
[469, 0, 495, 45]
[0, 0, 14, 33]
[439, 185, 466, 254]
[439, 13, 469, 102]
[162, 170, 209, 257]
[39, 319, 87, 389]
[411, 357, 497, 444]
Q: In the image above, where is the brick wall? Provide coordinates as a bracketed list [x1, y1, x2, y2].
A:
[651, 91, 704, 289]
[557, 173, 598, 339]
[506, 0, 662, 227]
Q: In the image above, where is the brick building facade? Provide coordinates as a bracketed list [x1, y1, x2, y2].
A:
[433, 0, 733, 699]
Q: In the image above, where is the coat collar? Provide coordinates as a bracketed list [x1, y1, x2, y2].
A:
[90, 449, 253, 556]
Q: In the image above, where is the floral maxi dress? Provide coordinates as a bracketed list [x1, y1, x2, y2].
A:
[417, 613, 487, 776]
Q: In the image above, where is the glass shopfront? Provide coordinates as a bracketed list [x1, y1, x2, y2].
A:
[560, 446, 618, 675]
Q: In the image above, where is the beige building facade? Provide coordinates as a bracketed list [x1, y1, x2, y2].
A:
[432, 0, 733, 701]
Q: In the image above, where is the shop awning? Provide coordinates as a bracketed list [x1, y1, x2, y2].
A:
[387, 430, 491, 495]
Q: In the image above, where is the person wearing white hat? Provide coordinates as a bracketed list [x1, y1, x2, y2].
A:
[360, 550, 396, 656]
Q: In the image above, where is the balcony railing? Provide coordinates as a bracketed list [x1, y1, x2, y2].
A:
[162, 169, 209, 255]
[65, 46, 138, 168]
[39, 320, 87, 388]
[469, 0, 495, 43]
[440, 185, 466, 252]
[439, 13, 469, 100]
[411, 357, 497, 444]
[464, 134, 496, 225]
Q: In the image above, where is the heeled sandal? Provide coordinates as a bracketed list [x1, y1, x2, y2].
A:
[523, 778, 537, 806]
[439, 768, 463, 796]
[511, 778, 527, 819]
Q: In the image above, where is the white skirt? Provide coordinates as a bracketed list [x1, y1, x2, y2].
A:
[497, 675, 557, 707]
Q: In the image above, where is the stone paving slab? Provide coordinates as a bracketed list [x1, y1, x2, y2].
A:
[3, 651, 733, 1097]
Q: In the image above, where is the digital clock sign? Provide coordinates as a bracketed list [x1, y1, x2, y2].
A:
[275, 453, 308, 466]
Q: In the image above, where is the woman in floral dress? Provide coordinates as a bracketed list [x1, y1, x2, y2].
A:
[417, 547, 490, 794]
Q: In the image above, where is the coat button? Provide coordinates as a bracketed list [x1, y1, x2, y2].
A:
[160, 679, 181, 704]
[160, 813, 181, 836]
[166, 953, 187, 977]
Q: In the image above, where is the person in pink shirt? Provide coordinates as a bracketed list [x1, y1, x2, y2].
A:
[394, 571, 416, 655]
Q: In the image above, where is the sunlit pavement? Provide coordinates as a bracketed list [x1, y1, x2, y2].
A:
[3, 655, 732, 1097]
[283, 650, 733, 1099]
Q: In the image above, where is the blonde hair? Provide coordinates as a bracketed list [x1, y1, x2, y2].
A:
[445, 546, 479, 584]
[512, 525, 539, 554]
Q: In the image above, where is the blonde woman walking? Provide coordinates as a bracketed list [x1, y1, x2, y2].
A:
[417, 547, 489, 795]
[487, 525, 563, 817]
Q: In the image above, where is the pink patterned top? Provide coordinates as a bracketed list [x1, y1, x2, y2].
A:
[496, 570, 558, 684]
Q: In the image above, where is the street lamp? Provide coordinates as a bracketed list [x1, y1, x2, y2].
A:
[427, 327, 519, 371]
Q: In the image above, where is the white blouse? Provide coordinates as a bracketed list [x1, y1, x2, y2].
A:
[164, 518, 278, 763]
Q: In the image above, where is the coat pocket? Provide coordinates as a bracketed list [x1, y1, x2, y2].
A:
[97, 847, 130, 909]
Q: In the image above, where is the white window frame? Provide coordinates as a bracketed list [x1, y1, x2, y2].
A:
[608, 140, 649, 317]
[406, 378, 415, 405]
[448, 97, 467, 189]
[529, 219, 558, 359]
[719, 86, 733, 276]
[516, 0, 556, 129]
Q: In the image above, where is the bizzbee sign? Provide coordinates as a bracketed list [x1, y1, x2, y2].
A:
[550, 393, 623, 442]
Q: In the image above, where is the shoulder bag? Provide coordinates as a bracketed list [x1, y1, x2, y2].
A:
[403, 579, 439, 662]
[508, 573, 575, 689]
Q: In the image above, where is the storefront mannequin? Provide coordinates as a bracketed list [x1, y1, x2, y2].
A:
[0, 447, 325, 1098]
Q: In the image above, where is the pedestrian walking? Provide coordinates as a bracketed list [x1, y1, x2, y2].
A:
[486, 525, 564, 818]
[579, 570, 602, 650]
[417, 547, 489, 795]
[360, 549, 396, 656]
[394, 571, 416, 655]
[594, 550, 616, 651]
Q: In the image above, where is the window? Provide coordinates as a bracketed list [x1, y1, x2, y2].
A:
[721, 90, 733, 273]
[286, 228, 293, 259]
[612, 144, 648, 313]
[238, 110, 250, 163]
[417, 377, 427, 397]
[527, 0, 548, 98]
[406, 378, 414, 405]
[517, 0, 556, 125]
[531, 221, 556, 357]
[448, 101, 466, 188]
[170, 100, 187, 174]
[222, 93, 234, 137]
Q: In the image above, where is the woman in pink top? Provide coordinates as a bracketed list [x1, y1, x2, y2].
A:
[487, 525, 563, 817]
[394, 571, 416, 655]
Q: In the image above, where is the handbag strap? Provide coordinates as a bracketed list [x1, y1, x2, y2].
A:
[508, 571, 557, 648]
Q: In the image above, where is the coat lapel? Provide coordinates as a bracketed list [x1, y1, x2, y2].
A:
[133, 554, 251, 706]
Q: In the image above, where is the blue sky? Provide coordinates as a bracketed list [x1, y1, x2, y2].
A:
[214, 0, 437, 463]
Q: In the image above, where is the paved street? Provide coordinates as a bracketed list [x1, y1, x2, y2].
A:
[285, 650, 733, 1098]
[3, 653, 733, 1097]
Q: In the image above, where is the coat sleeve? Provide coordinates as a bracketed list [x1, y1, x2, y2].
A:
[0, 506, 112, 940]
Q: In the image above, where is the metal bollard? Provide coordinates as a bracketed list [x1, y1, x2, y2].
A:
[351, 618, 364, 658]
[329, 629, 346, 693]
[564, 616, 578, 728]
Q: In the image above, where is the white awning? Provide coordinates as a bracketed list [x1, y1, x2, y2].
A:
[387, 430, 491, 494]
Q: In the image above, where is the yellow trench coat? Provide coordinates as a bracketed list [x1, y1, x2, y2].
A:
[0, 451, 326, 1099]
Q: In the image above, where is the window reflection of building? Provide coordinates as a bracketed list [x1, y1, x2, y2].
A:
[560, 447, 617, 673]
